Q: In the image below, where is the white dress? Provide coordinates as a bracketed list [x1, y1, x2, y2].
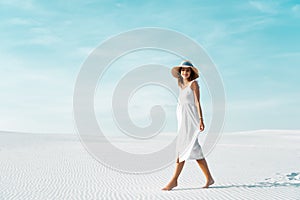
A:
[176, 80, 204, 162]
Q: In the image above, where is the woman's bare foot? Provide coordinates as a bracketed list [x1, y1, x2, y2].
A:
[202, 178, 214, 188]
[162, 179, 178, 191]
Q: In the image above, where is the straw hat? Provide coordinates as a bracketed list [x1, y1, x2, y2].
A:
[171, 60, 199, 80]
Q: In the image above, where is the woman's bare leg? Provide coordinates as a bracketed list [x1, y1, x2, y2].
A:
[162, 160, 185, 190]
[196, 159, 214, 188]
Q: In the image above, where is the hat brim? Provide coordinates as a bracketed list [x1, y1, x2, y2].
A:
[171, 65, 199, 80]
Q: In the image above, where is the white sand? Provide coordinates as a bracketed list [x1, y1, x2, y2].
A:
[0, 130, 299, 199]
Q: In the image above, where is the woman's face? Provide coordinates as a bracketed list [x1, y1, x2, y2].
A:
[180, 67, 191, 79]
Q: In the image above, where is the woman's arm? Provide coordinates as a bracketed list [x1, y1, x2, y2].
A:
[191, 81, 205, 131]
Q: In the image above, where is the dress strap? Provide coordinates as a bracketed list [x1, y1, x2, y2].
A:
[189, 80, 195, 86]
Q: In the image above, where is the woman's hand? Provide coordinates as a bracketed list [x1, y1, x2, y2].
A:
[199, 119, 205, 132]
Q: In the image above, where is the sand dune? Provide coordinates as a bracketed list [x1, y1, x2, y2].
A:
[0, 130, 299, 199]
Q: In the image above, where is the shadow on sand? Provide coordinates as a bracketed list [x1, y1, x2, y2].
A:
[172, 182, 300, 191]
[173, 172, 300, 191]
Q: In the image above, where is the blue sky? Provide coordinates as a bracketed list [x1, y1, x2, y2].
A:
[0, 0, 300, 133]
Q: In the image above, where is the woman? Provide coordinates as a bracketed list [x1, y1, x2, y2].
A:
[162, 60, 214, 190]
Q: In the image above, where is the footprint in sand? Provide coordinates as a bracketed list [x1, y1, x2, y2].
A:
[262, 172, 300, 187]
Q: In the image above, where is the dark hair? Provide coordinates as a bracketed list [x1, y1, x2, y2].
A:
[177, 67, 196, 86]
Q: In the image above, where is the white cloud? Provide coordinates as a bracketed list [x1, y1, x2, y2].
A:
[73, 46, 95, 58]
[115, 3, 122, 8]
[292, 4, 300, 12]
[200, 15, 274, 48]
[28, 35, 61, 45]
[292, 4, 300, 17]
[21, 27, 62, 46]
[272, 52, 300, 58]
[249, 1, 278, 14]
[6, 17, 38, 26]
[231, 17, 273, 35]
[0, 0, 37, 10]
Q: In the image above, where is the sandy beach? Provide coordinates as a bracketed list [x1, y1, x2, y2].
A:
[0, 130, 299, 199]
